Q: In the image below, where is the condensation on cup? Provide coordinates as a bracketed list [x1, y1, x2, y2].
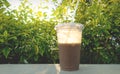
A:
[55, 23, 84, 71]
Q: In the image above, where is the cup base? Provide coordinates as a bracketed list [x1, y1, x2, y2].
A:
[61, 67, 79, 71]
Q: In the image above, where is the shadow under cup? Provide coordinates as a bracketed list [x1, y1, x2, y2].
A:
[55, 23, 84, 71]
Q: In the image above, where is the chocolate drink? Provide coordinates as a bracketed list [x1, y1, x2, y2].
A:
[58, 43, 80, 71]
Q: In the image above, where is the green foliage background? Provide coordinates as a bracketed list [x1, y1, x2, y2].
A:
[0, 0, 120, 63]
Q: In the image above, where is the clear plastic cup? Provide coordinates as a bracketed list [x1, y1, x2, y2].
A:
[55, 23, 84, 71]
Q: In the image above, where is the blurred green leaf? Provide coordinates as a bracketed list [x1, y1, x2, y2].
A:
[2, 48, 11, 59]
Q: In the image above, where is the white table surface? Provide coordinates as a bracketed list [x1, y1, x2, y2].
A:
[0, 64, 120, 74]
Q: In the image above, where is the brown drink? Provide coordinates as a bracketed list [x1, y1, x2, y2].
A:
[58, 43, 80, 71]
[55, 23, 83, 71]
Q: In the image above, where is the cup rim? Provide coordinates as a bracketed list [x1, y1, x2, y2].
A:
[55, 23, 84, 30]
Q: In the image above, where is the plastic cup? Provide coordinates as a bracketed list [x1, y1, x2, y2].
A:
[55, 23, 84, 71]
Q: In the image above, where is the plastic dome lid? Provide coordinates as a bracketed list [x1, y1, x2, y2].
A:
[55, 23, 84, 30]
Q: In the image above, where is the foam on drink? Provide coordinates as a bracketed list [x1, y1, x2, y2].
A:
[55, 23, 83, 44]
